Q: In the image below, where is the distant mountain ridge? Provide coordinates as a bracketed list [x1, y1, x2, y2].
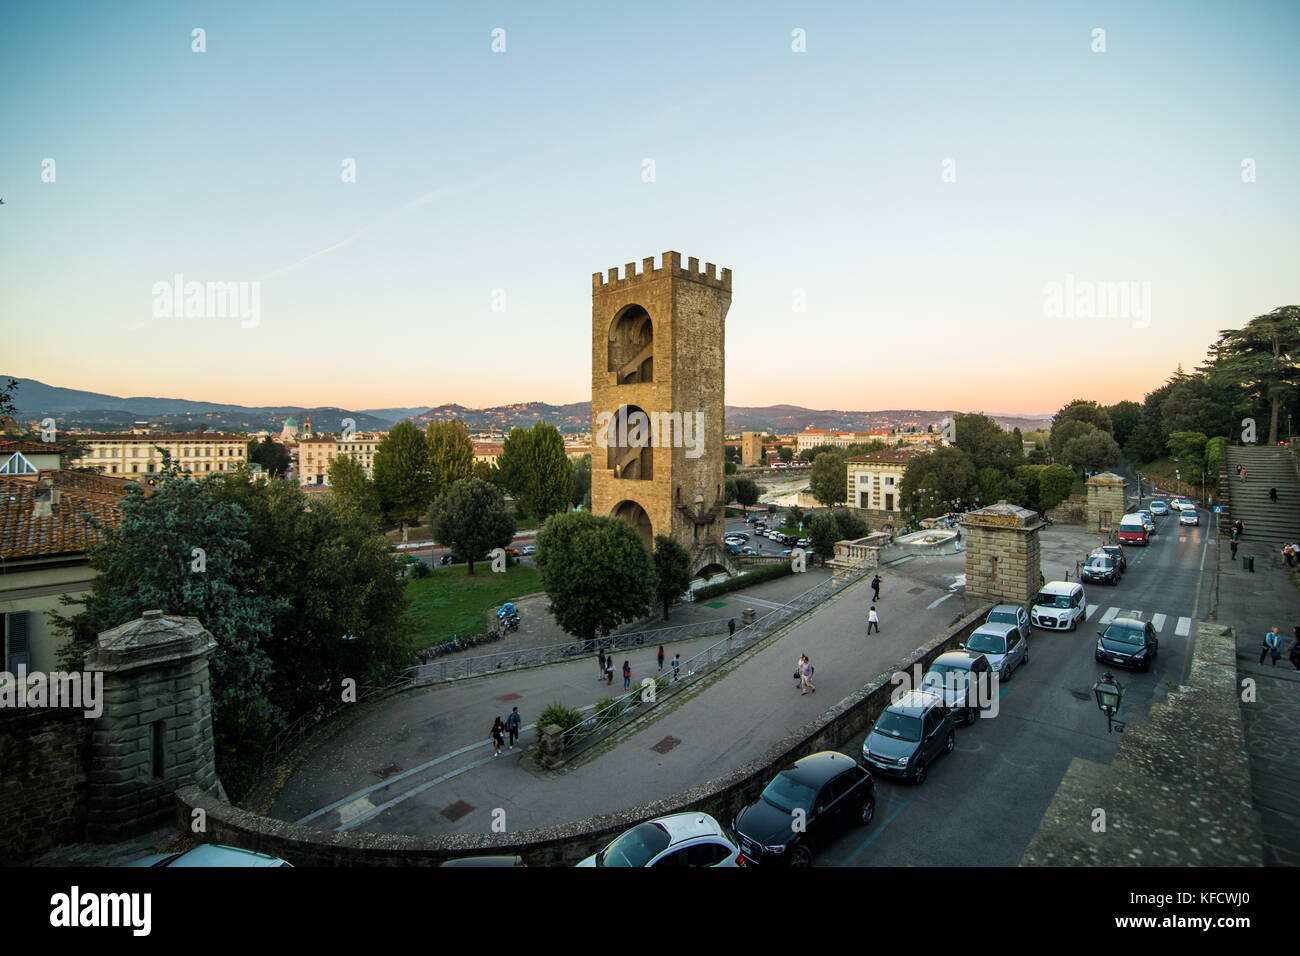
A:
[4, 377, 1052, 435]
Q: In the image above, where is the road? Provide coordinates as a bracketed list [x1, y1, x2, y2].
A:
[816, 504, 1215, 866]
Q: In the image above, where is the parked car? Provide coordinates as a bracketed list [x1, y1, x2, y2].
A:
[439, 553, 465, 565]
[727, 543, 742, 555]
[741, 546, 758, 555]
[521, 545, 536, 556]
[730, 532, 749, 541]
[1179, 508, 1200, 526]
[1117, 514, 1150, 546]
[578, 813, 742, 867]
[985, 604, 1030, 642]
[127, 844, 293, 867]
[1081, 551, 1120, 586]
[440, 855, 525, 867]
[1148, 500, 1169, 516]
[731, 751, 875, 867]
[1030, 581, 1087, 631]
[796, 538, 810, 548]
[963, 622, 1028, 680]
[505, 547, 521, 558]
[921, 650, 994, 724]
[1099, 543, 1127, 572]
[861, 690, 957, 784]
[1095, 617, 1159, 671]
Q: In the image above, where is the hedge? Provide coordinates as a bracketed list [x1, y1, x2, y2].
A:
[692, 562, 793, 602]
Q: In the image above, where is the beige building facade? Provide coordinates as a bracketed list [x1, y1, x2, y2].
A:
[298, 434, 382, 486]
[845, 448, 925, 517]
[68, 431, 247, 477]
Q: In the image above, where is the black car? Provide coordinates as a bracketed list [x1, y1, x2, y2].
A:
[1096, 618, 1159, 671]
[1099, 544, 1126, 573]
[1081, 552, 1120, 586]
[439, 554, 465, 566]
[732, 751, 875, 867]
[861, 690, 957, 784]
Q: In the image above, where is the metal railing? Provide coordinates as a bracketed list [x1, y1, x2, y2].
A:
[557, 563, 875, 759]
[408, 618, 734, 685]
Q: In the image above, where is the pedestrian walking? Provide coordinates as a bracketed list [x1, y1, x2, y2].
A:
[491, 716, 505, 757]
[672, 653, 681, 681]
[800, 656, 815, 695]
[623, 660, 632, 689]
[598, 649, 606, 681]
[657, 645, 665, 671]
[604, 659, 614, 685]
[1260, 626, 1283, 666]
[1270, 487, 1278, 503]
[1240, 467, 1248, 483]
[1236, 463, 1242, 477]
[794, 654, 804, 689]
[1230, 538, 1239, 560]
[867, 605, 880, 634]
[505, 707, 521, 749]
[1291, 627, 1300, 671]
[728, 618, 736, 636]
[871, 574, 881, 602]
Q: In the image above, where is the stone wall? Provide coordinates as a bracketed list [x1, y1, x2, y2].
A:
[1047, 493, 1086, 525]
[1021, 622, 1262, 865]
[173, 605, 993, 866]
[961, 507, 1041, 611]
[1085, 473, 1127, 533]
[0, 706, 91, 861]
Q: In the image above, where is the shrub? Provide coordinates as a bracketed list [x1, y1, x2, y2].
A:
[693, 563, 793, 601]
[536, 702, 583, 735]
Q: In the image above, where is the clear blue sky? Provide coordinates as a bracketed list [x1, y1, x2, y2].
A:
[3, 0, 1297, 415]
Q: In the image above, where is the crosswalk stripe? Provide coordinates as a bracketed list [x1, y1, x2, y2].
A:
[1152, 613, 1167, 632]
[1086, 604, 1100, 619]
[1175, 617, 1192, 636]
[1100, 607, 1119, 624]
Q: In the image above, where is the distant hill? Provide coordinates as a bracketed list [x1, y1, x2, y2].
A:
[4, 377, 1051, 436]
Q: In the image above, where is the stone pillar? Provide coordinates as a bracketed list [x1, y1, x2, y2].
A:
[83, 610, 218, 842]
[741, 608, 756, 626]
[539, 724, 564, 768]
[1086, 473, 1127, 533]
[959, 501, 1043, 613]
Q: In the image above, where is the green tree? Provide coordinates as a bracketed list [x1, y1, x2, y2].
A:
[1106, 401, 1143, 450]
[810, 451, 847, 507]
[1166, 431, 1208, 471]
[0, 377, 18, 418]
[652, 535, 692, 621]
[535, 512, 656, 644]
[428, 477, 516, 576]
[1038, 464, 1076, 512]
[954, 413, 1023, 473]
[1203, 306, 1300, 444]
[1050, 419, 1097, 460]
[1062, 430, 1121, 473]
[831, 508, 869, 540]
[1052, 399, 1113, 437]
[426, 420, 474, 498]
[778, 445, 794, 463]
[246, 436, 291, 477]
[498, 423, 572, 519]
[1205, 436, 1225, 483]
[808, 512, 840, 559]
[900, 446, 978, 518]
[571, 453, 591, 509]
[734, 477, 760, 509]
[327, 455, 381, 519]
[373, 422, 433, 529]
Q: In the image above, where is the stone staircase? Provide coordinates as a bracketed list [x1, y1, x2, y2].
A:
[1221, 445, 1300, 551]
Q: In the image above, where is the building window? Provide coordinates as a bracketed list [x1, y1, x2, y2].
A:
[151, 720, 166, 780]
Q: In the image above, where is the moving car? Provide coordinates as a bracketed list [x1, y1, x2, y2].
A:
[731, 751, 875, 867]
[1179, 508, 1200, 526]
[578, 813, 742, 867]
[1117, 514, 1150, 546]
[1170, 498, 1194, 512]
[1081, 551, 1120, 586]
[1137, 510, 1157, 534]
[921, 650, 995, 724]
[963, 622, 1028, 680]
[985, 604, 1030, 641]
[1095, 617, 1159, 671]
[1148, 500, 1169, 516]
[1031, 581, 1087, 631]
[439, 553, 465, 565]
[128, 844, 292, 867]
[1099, 543, 1126, 572]
[861, 690, 957, 783]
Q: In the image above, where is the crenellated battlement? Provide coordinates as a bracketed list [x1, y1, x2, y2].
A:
[592, 250, 732, 293]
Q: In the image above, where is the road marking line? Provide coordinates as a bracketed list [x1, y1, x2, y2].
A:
[845, 799, 909, 864]
[1176, 617, 1192, 636]
[1127, 610, 1143, 620]
[335, 797, 376, 827]
[1100, 607, 1119, 624]
[1151, 613, 1167, 632]
[1086, 604, 1100, 619]
[927, 594, 954, 610]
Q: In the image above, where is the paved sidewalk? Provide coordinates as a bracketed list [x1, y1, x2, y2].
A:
[1217, 540, 1300, 866]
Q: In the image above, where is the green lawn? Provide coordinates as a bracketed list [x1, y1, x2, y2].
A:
[404, 564, 544, 647]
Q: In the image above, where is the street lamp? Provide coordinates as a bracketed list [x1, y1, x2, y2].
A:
[1092, 672, 1124, 733]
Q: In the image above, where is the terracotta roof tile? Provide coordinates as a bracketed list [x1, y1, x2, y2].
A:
[0, 472, 129, 559]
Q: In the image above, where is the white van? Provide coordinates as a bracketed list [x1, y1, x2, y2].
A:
[1030, 581, 1087, 631]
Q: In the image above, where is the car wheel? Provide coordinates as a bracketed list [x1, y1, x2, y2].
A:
[859, 796, 875, 826]
[944, 730, 955, 754]
[1023, 648, 1029, 666]
[788, 844, 813, 868]
[1003, 664, 1012, 682]
[913, 761, 927, 785]
[965, 708, 978, 726]
[1069, 616, 1077, 632]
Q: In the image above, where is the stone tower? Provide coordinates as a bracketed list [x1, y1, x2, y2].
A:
[591, 252, 734, 577]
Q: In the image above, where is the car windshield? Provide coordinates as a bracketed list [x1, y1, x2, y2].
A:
[761, 772, 818, 814]
[597, 823, 671, 867]
[1102, 623, 1145, 646]
[988, 611, 1017, 626]
[1086, 557, 1112, 570]
[1034, 592, 1071, 608]
[873, 710, 923, 742]
[966, 632, 1006, 654]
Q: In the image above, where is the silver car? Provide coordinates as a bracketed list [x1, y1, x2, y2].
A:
[962, 622, 1028, 681]
[984, 604, 1030, 642]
